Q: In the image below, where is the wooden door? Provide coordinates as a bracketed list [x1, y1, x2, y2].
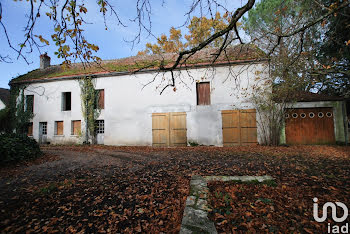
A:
[152, 113, 169, 147]
[222, 109, 257, 146]
[152, 112, 187, 146]
[240, 109, 258, 144]
[169, 112, 187, 146]
[222, 110, 240, 145]
[285, 108, 335, 144]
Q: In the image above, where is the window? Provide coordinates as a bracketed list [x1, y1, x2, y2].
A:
[95, 89, 105, 109]
[95, 120, 104, 134]
[27, 122, 33, 136]
[40, 122, 47, 135]
[62, 92, 71, 111]
[196, 82, 210, 105]
[26, 95, 34, 113]
[55, 121, 64, 135]
[71, 120, 81, 135]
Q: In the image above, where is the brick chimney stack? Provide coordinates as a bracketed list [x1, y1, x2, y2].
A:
[40, 53, 51, 69]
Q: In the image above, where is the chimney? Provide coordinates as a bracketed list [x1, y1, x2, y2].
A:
[40, 53, 51, 69]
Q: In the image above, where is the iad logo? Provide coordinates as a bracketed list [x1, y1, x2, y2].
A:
[313, 197, 349, 233]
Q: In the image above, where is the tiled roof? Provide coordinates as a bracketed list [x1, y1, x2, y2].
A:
[275, 91, 344, 102]
[292, 91, 344, 102]
[10, 44, 266, 84]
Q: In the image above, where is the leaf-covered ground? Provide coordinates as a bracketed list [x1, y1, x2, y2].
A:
[0, 145, 349, 233]
[208, 180, 349, 233]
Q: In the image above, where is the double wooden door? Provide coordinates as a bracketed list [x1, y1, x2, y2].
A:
[152, 112, 187, 147]
[222, 109, 258, 146]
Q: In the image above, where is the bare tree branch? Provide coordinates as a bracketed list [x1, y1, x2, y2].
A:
[157, 0, 256, 90]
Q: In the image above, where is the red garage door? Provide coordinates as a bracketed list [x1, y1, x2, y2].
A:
[285, 108, 335, 145]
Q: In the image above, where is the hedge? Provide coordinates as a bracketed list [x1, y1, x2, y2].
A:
[0, 133, 42, 165]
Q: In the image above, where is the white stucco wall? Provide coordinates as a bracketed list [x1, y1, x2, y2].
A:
[0, 100, 5, 110]
[23, 62, 270, 146]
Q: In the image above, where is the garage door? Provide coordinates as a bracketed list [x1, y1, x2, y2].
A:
[222, 109, 257, 146]
[285, 108, 335, 145]
[152, 112, 187, 147]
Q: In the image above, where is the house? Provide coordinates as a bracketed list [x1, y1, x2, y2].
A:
[0, 88, 10, 110]
[9, 45, 348, 146]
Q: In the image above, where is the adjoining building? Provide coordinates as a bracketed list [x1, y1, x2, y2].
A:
[0, 88, 10, 111]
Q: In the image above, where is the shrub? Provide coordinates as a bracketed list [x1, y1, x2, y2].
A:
[0, 133, 42, 165]
[188, 141, 199, 146]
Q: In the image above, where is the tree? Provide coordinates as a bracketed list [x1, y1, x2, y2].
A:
[243, 0, 322, 92]
[315, 0, 350, 97]
[1, 0, 347, 77]
[137, 12, 236, 55]
[242, 0, 349, 98]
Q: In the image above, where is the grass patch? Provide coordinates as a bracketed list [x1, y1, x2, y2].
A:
[38, 183, 58, 194]
[228, 179, 277, 187]
[36, 179, 74, 194]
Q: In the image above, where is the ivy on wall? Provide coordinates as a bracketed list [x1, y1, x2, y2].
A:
[79, 76, 101, 144]
[1, 85, 34, 134]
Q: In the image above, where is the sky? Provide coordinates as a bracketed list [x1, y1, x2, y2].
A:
[0, 0, 246, 89]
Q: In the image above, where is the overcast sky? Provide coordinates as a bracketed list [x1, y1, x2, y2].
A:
[0, 0, 245, 89]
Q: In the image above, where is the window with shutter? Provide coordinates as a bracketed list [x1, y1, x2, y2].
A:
[27, 122, 33, 136]
[55, 121, 64, 135]
[196, 82, 210, 105]
[71, 120, 81, 135]
[96, 89, 104, 109]
[26, 95, 34, 113]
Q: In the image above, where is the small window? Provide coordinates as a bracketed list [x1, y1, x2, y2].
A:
[71, 120, 81, 135]
[95, 120, 104, 134]
[27, 122, 33, 136]
[309, 112, 315, 118]
[40, 122, 47, 135]
[300, 113, 306, 118]
[292, 113, 298, 118]
[318, 112, 324, 118]
[326, 112, 332, 118]
[62, 92, 71, 111]
[95, 89, 104, 109]
[196, 82, 210, 105]
[25, 95, 34, 113]
[55, 121, 64, 135]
